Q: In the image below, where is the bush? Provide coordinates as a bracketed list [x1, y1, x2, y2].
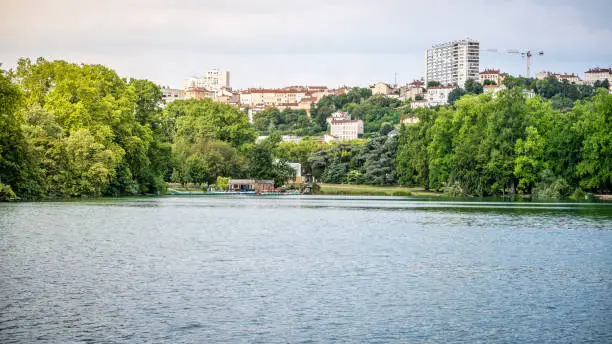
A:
[443, 181, 464, 197]
[569, 188, 586, 201]
[532, 178, 570, 200]
[0, 183, 17, 201]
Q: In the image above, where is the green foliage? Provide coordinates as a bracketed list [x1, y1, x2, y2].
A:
[216, 176, 230, 191]
[464, 79, 484, 94]
[448, 80, 483, 105]
[0, 69, 35, 197]
[3, 58, 611, 199]
[427, 81, 441, 87]
[10, 58, 171, 197]
[448, 88, 467, 105]
[253, 107, 321, 135]
[0, 182, 17, 201]
[276, 139, 321, 175]
[246, 133, 294, 186]
[532, 169, 571, 200]
[395, 88, 612, 197]
[593, 79, 610, 90]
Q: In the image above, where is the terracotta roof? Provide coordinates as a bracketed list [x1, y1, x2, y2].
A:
[585, 68, 612, 74]
[480, 69, 501, 75]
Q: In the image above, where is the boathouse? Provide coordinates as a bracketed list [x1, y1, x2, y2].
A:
[228, 179, 275, 192]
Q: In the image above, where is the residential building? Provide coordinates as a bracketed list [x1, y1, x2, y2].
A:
[479, 69, 507, 85]
[584, 67, 612, 85]
[239, 88, 308, 107]
[183, 69, 230, 95]
[400, 86, 425, 101]
[426, 39, 480, 88]
[426, 86, 456, 106]
[395, 80, 425, 101]
[326, 111, 350, 124]
[410, 99, 428, 109]
[371, 82, 394, 96]
[327, 111, 364, 141]
[536, 71, 582, 84]
[214, 87, 240, 104]
[160, 86, 185, 103]
[322, 133, 338, 144]
[483, 84, 506, 96]
[184, 87, 214, 100]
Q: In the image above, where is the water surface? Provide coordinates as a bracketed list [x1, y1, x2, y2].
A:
[1, 196, 611, 343]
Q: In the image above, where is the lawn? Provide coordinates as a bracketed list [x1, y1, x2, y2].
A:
[317, 183, 441, 197]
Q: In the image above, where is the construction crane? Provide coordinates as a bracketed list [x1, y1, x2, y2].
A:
[484, 49, 544, 78]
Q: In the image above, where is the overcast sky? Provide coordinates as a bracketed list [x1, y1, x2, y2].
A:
[2, 0, 611, 89]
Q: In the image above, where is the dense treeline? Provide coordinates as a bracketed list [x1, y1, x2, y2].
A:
[502, 75, 609, 110]
[396, 88, 612, 197]
[1, 59, 611, 200]
[0, 59, 293, 199]
[253, 107, 321, 135]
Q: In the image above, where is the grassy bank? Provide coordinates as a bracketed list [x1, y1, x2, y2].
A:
[317, 183, 441, 197]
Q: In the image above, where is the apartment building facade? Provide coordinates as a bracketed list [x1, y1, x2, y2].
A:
[160, 86, 185, 103]
[426, 39, 480, 88]
[584, 68, 612, 85]
[327, 111, 364, 141]
[183, 69, 230, 94]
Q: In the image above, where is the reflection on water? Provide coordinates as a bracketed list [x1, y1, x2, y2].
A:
[1, 196, 611, 343]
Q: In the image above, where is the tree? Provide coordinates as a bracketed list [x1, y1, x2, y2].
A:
[573, 89, 612, 192]
[464, 79, 484, 94]
[0, 70, 36, 197]
[448, 88, 467, 105]
[379, 122, 394, 136]
[427, 81, 441, 87]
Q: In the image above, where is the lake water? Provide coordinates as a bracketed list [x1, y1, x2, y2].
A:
[1, 196, 611, 343]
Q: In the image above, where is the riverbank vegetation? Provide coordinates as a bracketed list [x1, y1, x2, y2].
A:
[317, 183, 436, 196]
[1, 58, 611, 200]
[396, 88, 612, 198]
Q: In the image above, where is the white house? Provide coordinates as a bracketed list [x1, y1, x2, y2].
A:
[426, 86, 456, 106]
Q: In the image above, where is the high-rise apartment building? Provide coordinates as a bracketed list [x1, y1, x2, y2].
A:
[425, 39, 479, 88]
[183, 69, 230, 94]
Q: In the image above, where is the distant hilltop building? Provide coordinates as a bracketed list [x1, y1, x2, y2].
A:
[240, 86, 333, 121]
[160, 86, 185, 104]
[536, 71, 582, 84]
[371, 82, 394, 96]
[583, 67, 612, 86]
[326, 111, 364, 141]
[479, 69, 508, 85]
[183, 69, 230, 95]
[426, 38, 480, 88]
[369, 80, 425, 101]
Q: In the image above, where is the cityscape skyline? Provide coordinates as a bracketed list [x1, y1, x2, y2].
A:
[2, 0, 612, 89]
